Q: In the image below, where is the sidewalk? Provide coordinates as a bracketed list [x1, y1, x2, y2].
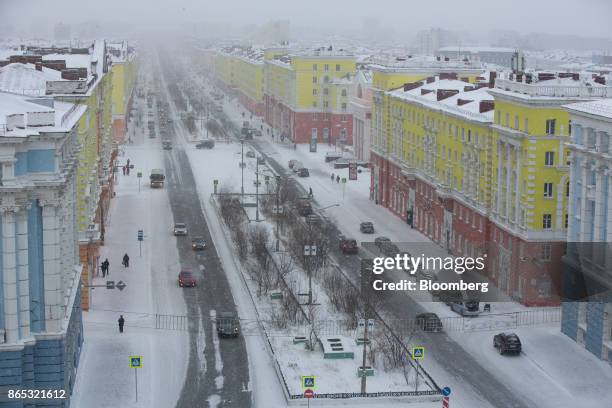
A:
[71, 133, 189, 407]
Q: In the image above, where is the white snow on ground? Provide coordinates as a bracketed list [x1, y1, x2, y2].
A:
[204, 79, 612, 408]
[71, 119, 189, 407]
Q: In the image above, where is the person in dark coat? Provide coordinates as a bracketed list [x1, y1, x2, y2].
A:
[118, 315, 125, 333]
[309, 187, 313, 198]
[122, 253, 130, 267]
[102, 258, 110, 277]
[336, 175, 340, 183]
[331, 173, 334, 182]
[122, 166, 126, 175]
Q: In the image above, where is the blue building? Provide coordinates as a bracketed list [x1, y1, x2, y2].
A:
[0, 92, 85, 406]
[563, 98, 612, 362]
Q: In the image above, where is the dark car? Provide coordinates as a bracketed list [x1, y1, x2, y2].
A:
[178, 270, 197, 287]
[297, 168, 309, 177]
[333, 158, 350, 169]
[339, 236, 358, 254]
[162, 141, 172, 150]
[374, 236, 391, 248]
[192, 236, 206, 250]
[246, 150, 256, 158]
[216, 311, 240, 338]
[415, 313, 443, 332]
[325, 152, 342, 162]
[494, 333, 522, 355]
[288, 159, 298, 169]
[360, 221, 374, 234]
[381, 242, 400, 257]
[196, 139, 215, 149]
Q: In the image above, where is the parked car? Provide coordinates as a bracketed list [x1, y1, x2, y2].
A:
[333, 158, 350, 169]
[292, 162, 303, 172]
[381, 242, 400, 257]
[178, 270, 197, 287]
[360, 221, 375, 234]
[493, 333, 522, 355]
[415, 313, 443, 332]
[216, 311, 240, 338]
[196, 139, 215, 149]
[325, 152, 343, 162]
[288, 159, 298, 169]
[162, 141, 172, 150]
[173, 223, 187, 236]
[339, 236, 358, 254]
[297, 168, 309, 177]
[374, 236, 391, 248]
[246, 150, 256, 158]
[192, 236, 206, 250]
[450, 298, 481, 317]
[257, 156, 265, 165]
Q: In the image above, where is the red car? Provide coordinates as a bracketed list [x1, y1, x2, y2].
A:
[339, 236, 358, 254]
[178, 270, 197, 287]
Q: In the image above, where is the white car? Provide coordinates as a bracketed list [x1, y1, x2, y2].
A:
[173, 223, 187, 236]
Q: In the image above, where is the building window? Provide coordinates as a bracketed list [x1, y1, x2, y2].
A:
[505, 112, 509, 127]
[312, 76, 318, 84]
[340, 115, 346, 122]
[323, 88, 329, 95]
[312, 101, 317, 107]
[566, 181, 570, 197]
[336, 64, 341, 71]
[313, 64, 318, 71]
[543, 182, 553, 198]
[324, 64, 329, 71]
[323, 101, 329, 108]
[313, 113, 318, 121]
[565, 213, 568, 228]
[312, 88, 318, 95]
[524, 117, 529, 133]
[341, 103, 347, 110]
[546, 119, 556, 135]
[341, 89, 347, 97]
[542, 214, 552, 229]
[514, 115, 519, 130]
[541, 244, 552, 261]
[544, 151, 554, 166]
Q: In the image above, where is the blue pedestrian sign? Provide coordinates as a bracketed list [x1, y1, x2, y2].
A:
[137, 230, 143, 241]
[442, 386, 451, 396]
[130, 356, 142, 368]
[301, 375, 316, 389]
[412, 346, 425, 360]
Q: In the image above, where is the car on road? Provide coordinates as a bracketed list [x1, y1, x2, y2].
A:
[195, 139, 215, 149]
[339, 236, 358, 254]
[288, 159, 298, 169]
[374, 236, 391, 248]
[415, 313, 443, 332]
[253, 129, 262, 137]
[216, 311, 240, 338]
[162, 141, 172, 150]
[178, 270, 197, 287]
[381, 241, 400, 256]
[333, 158, 350, 169]
[192, 236, 206, 250]
[297, 168, 309, 177]
[493, 333, 522, 355]
[173, 223, 187, 236]
[360, 221, 375, 234]
[246, 150, 256, 158]
[325, 152, 343, 162]
[292, 161, 304, 172]
[450, 298, 481, 317]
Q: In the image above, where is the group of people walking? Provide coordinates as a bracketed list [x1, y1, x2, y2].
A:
[331, 173, 340, 183]
[98, 253, 130, 277]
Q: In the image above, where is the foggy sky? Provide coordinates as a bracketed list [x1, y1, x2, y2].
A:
[2, 0, 611, 40]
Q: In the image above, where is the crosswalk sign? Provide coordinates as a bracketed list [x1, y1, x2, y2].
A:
[412, 346, 425, 360]
[301, 375, 316, 389]
[130, 356, 142, 368]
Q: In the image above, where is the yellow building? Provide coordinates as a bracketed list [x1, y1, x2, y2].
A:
[371, 67, 612, 306]
[108, 41, 137, 142]
[263, 48, 356, 144]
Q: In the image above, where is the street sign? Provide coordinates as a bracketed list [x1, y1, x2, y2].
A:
[116, 281, 127, 291]
[138, 230, 144, 241]
[442, 386, 451, 396]
[106, 281, 115, 289]
[304, 245, 317, 256]
[341, 177, 347, 183]
[137, 172, 142, 178]
[213, 179, 218, 185]
[367, 319, 375, 329]
[301, 375, 316, 389]
[412, 346, 425, 360]
[130, 356, 142, 368]
[358, 318, 365, 328]
[442, 396, 450, 408]
[309, 135, 317, 152]
[304, 389, 315, 398]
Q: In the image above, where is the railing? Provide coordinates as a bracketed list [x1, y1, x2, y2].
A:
[154, 313, 189, 331]
[495, 79, 612, 98]
[61, 103, 84, 127]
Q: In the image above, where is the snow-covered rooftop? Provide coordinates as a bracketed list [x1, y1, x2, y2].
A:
[438, 46, 516, 54]
[564, 98, 612, 119]
[0, 63, 61, 96]
[388, 78, 495, 122]
[0, 92, 85, 137]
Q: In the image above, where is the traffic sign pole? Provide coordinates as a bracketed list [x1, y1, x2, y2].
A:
[135, 368, 138, 402]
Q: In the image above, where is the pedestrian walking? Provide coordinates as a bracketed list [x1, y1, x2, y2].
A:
[122, 166, 126, 176]
[126, 166, 130, 175]
[336, 175, 340, 184]
[127, 158, 130, 168]
[294, 143, 297, 150]
[309, 187, 313, 198]
[102, 258, 110, 277]
[122, 253, 130, 268]
[118, 315, 125, 333]
[331, 173, 334, 182]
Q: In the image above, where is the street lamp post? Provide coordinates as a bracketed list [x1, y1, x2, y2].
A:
[275, 175, 281, 251]
[240, 139, 245, 202]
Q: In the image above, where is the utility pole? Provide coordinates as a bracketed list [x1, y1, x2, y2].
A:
[240, 139, 245, 202]
[359, 258, 373, 394]
[255, 156, 260, 221]
[275, 175, 280, 251]
[361, 317, 369, 394]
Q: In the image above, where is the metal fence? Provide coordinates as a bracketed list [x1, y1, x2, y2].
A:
[154, 313, 189, 331]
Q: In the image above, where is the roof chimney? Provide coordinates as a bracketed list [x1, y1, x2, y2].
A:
[426, 76, 435, 84]
[437, 89, 459, 101]
[488, 71, 497, 88]
[403, 81, 423, 92]
[457, 98, 473, 106]
[479, 100, 495, 113]
[421, 89, 433, 96]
